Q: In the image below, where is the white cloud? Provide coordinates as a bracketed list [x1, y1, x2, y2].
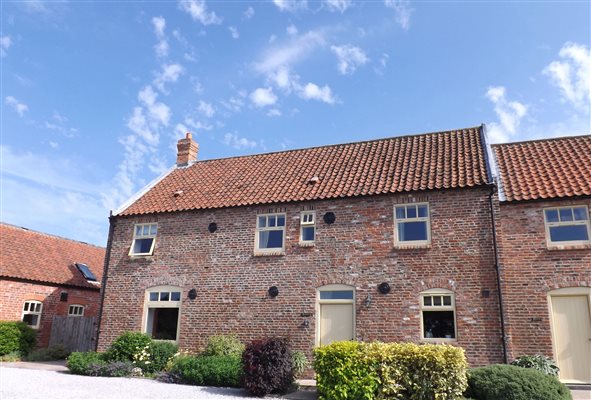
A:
[331, 44, 369, 75]
[299, 82, 335, 104]
[178, 0, 222, 25]
[255, 30, 326, 74]
[43, 111, 78, 137]
[267, 108, 282, 117]
[543, 42, 590, 113]
[198, 100, 215, 117]
[138, 85, 171, 127]
[486, 86, 528, 143]
[152, 16, 169, 58]
[273, 0, 307, 12]
[269, 66, 295, 91]
[0, 35, 11, 57]
[184, 116, 213, 131]
[222, 133, 258, 149]
[286, 24, 298, 36]
[154, 63, 184, 92]
[324, 0, 351, 12]
[250, 87, 278, 107]
[244, 6, 255, 19]
[229, 26, 239, 39]
[384, 0, 413, 30]
[220, 91, 246, 113]
[5, 96, 28, 116]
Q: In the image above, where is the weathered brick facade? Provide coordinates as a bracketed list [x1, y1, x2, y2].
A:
[0, 279, 101, 348]
[497, 197, 591, 361]
[98, 187, 505, 366]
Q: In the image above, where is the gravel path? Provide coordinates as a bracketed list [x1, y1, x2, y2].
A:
[0, 366, 255, 400]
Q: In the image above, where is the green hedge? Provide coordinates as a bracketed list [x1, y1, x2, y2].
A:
[466, 364, 571, 400]
[169, 354, 243, 387]
[313, 341, 468, 400]
[67, 352, 106, 375]
[0, 321, 36, 356]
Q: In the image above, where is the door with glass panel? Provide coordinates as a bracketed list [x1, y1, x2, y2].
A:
[317, 285, 355, 346]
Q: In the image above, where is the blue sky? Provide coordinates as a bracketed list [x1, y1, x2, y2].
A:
[1, 0, 590, 246]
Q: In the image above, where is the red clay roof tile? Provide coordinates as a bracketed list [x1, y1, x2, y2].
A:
[119, 126, 491, 216]
[0, 223, 105, 289]
[493, 135, 591, 202]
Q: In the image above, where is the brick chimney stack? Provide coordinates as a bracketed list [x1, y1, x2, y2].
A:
[176, 132, 199, 166]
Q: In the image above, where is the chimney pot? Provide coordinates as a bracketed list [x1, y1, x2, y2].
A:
[176, 132, 199, 166]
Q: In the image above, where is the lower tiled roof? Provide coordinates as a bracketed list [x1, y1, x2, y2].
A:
[493, 135, 591, 202]
[119, 126, 491, 216]
[0, 223, 105, 289]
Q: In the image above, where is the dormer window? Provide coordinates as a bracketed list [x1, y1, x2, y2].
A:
[130, 223, 158, 256]
[300, 211, 315, 246]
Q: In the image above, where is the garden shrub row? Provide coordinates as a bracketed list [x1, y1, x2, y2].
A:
[313, 341, 468, 400]
[168, 354, 243, 387]
[0, 321, 36, 357]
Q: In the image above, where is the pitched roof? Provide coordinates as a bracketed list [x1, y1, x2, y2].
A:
[118, 126, 491, 216]
[493, 135, 591, 202]
[0, 223, 105, 289]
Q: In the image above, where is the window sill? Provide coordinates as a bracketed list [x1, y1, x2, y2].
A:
[547, 243, 591, 251]
[129, 255, 155, 260]
[393, 243, 431, 250]
[253, 250, 285, 257]
[298, 241, 315, 247]
[420, 338, 457, 343]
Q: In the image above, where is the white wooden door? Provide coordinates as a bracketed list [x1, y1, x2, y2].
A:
[551, 295, 591, 383]
[319, 303, 354, 346]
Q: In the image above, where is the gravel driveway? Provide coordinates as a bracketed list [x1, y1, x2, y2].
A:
[1, 366, 254, 400]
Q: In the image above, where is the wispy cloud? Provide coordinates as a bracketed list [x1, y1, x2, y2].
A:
[178, 0, 222, 25]
[324, 0, 352, 13]
[486, 86, 528, 143]
[331, 44, 369, 75]
[44, 111, 78, 137]
[299, 82, 336, 104]
[273, 0, 308, 13]
[243, 6, 255, 19]
[5, 96, 28, 117]
[198, 100, 215, 117]
[154, 63, 184, 92]
[250, 87, 278, 107]
[152, 16, 169, 58]
[384, 0, 413, 30]
[543, 42, 590, 113]
[267, 108, 282, 117]
[0, 35, 11, 57]
[222, 132, 258, 149]
[255, 30, 326, 74]
[229, 26, 239, 39]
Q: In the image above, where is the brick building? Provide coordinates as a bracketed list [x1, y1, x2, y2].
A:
[493, 135, 591, 383]
[0, 223, 105, 349]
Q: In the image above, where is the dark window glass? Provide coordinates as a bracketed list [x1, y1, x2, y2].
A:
[149, 292, 158, 301]
[259, 230, 283, 249]
[133, 238, 154, 254]
[320, 290, 354, 300]
[302, 226, 315, 241]
[160, 292, 170, 301]
[407, 206, 417, 218]
[559, 208, 573, 222]
[423, 296, 432, 306]
[545, 209, 559, 223]
[423, 311, 455, 339]
[443, 296, 452, 306]
[75, 263, 97, 281]
[573, 207, 588, 221]
[258, 216, 266, 228]
[433, 296, 442, 306]
[398, 221, 428, 241]
[418, 205, 428, 218]
[171, 292, 181, 301]
[277, 215, 285, 226]
[147, 308, 179, 340]
[22, 314, 39, 327]
[269, 215, 276, 227]
[550, 225, 589, 242]
[396, 207, 405, 219]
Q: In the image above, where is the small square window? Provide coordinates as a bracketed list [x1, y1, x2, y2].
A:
[544, 206, 591, 247]
[394, 203, 430, 247]
[130, 223, 158, 256]
[22, 301, 42, 329]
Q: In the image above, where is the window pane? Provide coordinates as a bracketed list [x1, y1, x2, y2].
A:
[34, 303, 41, 312]
[423, 296, 432, 306]
[143, 225, 150, 235]
[398, 221, 428, 242]
[149, 292, 158, 301]
[277, 216, 285, 226]
[573, 207, 588, 221]
[266, 230, 283, 248]
[545, 209, 559, 223]
[443, 296, 452, 306]
[559, 208, 573, 222]
[136, 226, 142, 236]
[258, 216, 266, 228]
[160, 292, 170, 301]
[150, 224, 158, 235]
[171, 292, 181, 301]
[407, 206, 417, 218]
[147, 308, 179, 340]
[302, 226, 315, 241]
[23, 303, 29, 312]
[418, 205, 428, 218]
[550, 225, 590, 242]
[423, 311, 455, 339]
[269, 215, 276, 227]
[395, 207, 405, 219]
[433, 296, 442, 306]
[133, 238, 154, 254]
[320, 291, 354, 300]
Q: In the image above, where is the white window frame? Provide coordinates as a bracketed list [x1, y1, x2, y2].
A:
[420, 288, 457, 342]
[68, 304, 85, 317]
[129, 223, 158, 256]
[142, 285, 182, 343]
[254, 213, 286, 255]
[544, 205, 591, 247]
[22, 300, 43, 329]
[299, 211, 316, 246]
[393, 202, 431, 247]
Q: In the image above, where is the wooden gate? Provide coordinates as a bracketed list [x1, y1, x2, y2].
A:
[49, 316, 97, 352]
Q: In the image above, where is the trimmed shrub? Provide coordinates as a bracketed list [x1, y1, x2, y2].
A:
[87, 361, 135, 377]
[203, 335, 245, 358]
[26, 344, 70, 361]
[466, 364, 571, 400]
[292, 350, 309, 377]
[67, 351, 106, 375]
[169, 355, 243, 387]
[242, 338, 294, 397]
[511, 354, 560, 377]
[105, 331, 152, 363]
[0, 351, 21, 362]
[146, 341, 178, 373]
[0, 321, 36, 356]
[313, 341, 468, 400]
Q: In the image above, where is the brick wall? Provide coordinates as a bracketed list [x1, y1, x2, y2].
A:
[0, 279, 101, 348]
[98, 187, 504, 366]
[497, 197, 591, 361]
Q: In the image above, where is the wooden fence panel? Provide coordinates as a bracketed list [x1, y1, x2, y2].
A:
[49, 316, 97, 352]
